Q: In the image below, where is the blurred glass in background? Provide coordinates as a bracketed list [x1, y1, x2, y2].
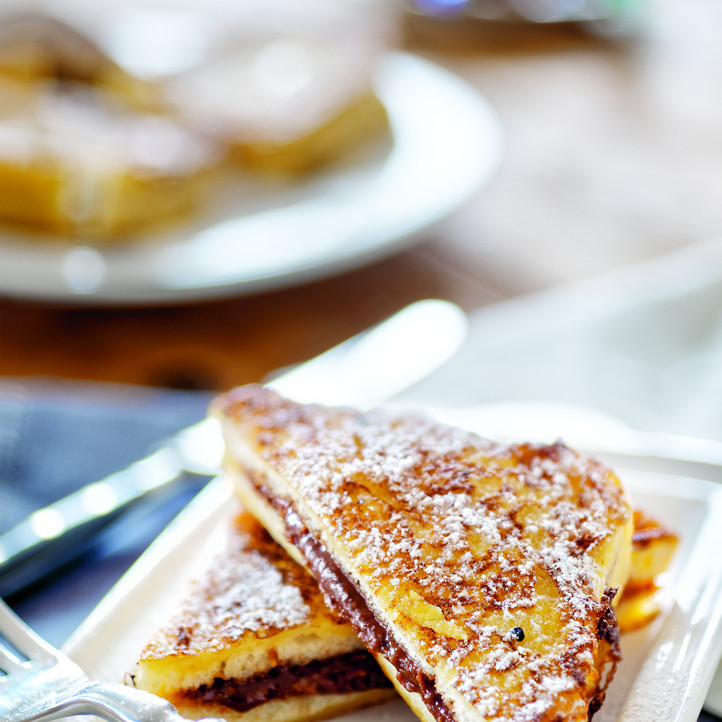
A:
[399, 0, 643, 39]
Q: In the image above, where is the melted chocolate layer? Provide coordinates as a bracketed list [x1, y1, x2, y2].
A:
[254, 481, 455, 722]
[188, 650, 391, 713]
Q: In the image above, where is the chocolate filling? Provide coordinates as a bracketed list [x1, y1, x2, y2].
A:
[588, 588, 622, 720]
[188, 650, 391, 713]
[254, 483, 456, 722]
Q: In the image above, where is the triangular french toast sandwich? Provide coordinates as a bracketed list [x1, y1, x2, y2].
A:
[211, 384, 634, 722]
[130, 507, 394, 721]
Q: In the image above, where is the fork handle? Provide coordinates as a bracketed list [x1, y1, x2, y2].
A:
[17, 682, 208, 722]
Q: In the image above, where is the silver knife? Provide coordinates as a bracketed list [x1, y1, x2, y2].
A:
[0, 299, 468, 597]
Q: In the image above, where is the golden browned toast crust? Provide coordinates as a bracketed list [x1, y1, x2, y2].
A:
[213, 385, 634, 722]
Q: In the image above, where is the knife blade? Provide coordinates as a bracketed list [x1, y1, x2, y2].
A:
[0, 299, 467, 598]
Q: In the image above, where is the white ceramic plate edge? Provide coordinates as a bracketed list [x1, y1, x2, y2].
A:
[616, 472, 722, 721]
[61, 425, 722, 722]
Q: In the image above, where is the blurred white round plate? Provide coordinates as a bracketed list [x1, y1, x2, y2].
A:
[0, 53, 503, 305]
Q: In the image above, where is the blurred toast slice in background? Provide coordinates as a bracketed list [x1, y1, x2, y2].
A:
[163, 0, 393, 175]
[0, 13, 159, 108]
[0, 13, 219, 240]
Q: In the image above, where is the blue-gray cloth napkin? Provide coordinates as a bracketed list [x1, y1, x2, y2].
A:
[0, 379, 213, 536]
[0, 378, 214, 644]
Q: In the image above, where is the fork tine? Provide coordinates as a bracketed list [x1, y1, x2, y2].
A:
[0, 636, 25, 674]
[0, 599, 57, 664]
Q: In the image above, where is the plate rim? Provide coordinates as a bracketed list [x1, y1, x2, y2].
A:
[61, 425, 722, 722]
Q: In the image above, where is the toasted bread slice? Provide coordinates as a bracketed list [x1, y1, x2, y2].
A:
[212, 385, 634, 722]
[131, 507, 393, 721]
[0, 16, 219, 240]
[164, 3, 391, 176]
[616, 511, 678, 633]
[0, 75, 219, 239]
[0, 13, 159, 109]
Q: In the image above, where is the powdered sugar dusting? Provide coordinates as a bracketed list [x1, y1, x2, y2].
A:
[203, 546, 310, 636]
[141, 513, 316, 658]
[220, 387, 632, 720]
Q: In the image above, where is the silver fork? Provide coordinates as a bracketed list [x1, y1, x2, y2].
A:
[0, 600, 204, 722]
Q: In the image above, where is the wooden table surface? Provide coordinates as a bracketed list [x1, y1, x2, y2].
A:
[2, 0, 721, 393]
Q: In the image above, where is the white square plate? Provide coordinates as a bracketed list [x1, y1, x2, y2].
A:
[62, 410, 722, 722]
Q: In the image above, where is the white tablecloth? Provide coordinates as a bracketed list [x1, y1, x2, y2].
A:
[405, 236, 722, 443]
